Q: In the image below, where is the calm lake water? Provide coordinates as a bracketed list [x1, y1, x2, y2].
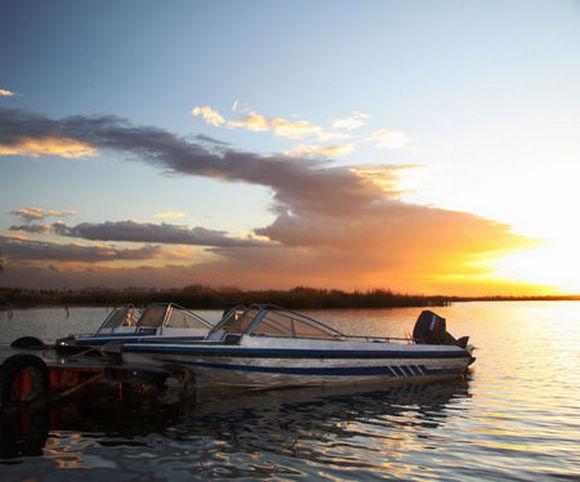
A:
[0, 301, 579, 481]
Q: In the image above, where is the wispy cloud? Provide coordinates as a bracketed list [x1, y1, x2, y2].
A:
[191, 104, 348, 141]
[284, 143, 354, 158]
[154, 211, 188, 220]
[227, 112, 327, 140]
[11, 220, 269, 248]
[11, 207, 76, 221]
[8, 224, 52, 235]
[226, 111, 270, 132]
[191, 105, 409, 153]
[191, 106, 225, 126]
[0, 136, 96, 158]
[0, 88, 15, 97]
[0, 235, 161, 263]
[195, 134, 229, 146]
[366, 129, 411, 149]
[331, 111, 369, 131]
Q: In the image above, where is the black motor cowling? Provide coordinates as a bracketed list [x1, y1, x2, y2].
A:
[413, 310, 469, 348]
[413, 310, 447, 344]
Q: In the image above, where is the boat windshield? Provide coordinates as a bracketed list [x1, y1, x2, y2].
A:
[211, 304, 344, 340]
[136, 303, 213, 329]
[211, 306, 260, 334]
[164, 305, 213, 329]
[97, 305, 137, 332]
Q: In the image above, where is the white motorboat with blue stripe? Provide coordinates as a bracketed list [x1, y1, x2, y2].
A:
[56, 303, 213, 349]
[121, 304, 475, 388]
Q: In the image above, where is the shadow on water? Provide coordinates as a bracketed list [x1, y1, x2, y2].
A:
[0, 376, 471, 467]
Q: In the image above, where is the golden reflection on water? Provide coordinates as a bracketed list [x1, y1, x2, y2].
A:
[43, 433, 91, 470]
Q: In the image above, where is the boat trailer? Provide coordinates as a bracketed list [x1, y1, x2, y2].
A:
[0, 337, 190, 410]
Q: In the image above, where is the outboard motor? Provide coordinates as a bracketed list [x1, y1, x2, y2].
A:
[413, 310, 470, 348]
[413, 310, 447, 344]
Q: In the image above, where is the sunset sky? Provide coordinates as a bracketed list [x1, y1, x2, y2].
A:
[1, 1, 580, 295]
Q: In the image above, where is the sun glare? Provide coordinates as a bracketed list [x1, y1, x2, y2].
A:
[491, 240, 580, 294]
[397, 164, 580, 294]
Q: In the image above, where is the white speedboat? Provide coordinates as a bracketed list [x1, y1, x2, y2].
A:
[121, 304, 475, 388]
[56, 303, 214, 349]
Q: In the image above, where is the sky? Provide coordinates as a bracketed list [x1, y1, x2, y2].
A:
[1, 0, 580, 295]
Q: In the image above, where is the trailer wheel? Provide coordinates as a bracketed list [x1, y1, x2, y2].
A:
[0, 355, 50, 407]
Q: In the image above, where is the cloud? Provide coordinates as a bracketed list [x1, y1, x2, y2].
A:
[226, 111, 271, 132]
[191, 106, 225, 126]
[195, 134, 229, 146]
[0, 235, 161, 263]
[12, 220, 269, 248]
[0, 110, 96, 156]
[331, 111, 369, 131]
[351, 165, 422, 194]
[208, 108, 333, 141]
[10, 208, 46, 221]
[366, 129, 411, 149]
[192, 105, 409, 149]
[284, 143, 354, 158]
[154, 211, 188, 220]
[0, 88, 15, 97]
[9, 224, 52, 235]
[268, 117, 326, 139]
[10, 207, 76, 221]
[0, 107, 532, 293]
[0, 107, 372, 216]
[0, 136, 96, 158]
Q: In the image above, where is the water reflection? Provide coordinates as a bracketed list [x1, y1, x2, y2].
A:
[0, 377, 471, 479]
[4, 302, 578, 480]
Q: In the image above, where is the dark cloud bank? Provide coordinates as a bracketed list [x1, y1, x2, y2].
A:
[0, 235, 160, 263]
[10, 220, 267, 247]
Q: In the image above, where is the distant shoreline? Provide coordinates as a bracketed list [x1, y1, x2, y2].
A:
[1, 286, 579, 310]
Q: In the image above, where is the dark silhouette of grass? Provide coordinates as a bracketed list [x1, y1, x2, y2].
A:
[1, 285, 578, 310]
[0, 285, 452, 310]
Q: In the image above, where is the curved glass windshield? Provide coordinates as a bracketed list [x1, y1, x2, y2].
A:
[214, 306, 260, 334]
[136, 303, 212, 329]
[137, 305, 167, 327]
[211, 304, 344, 340]
[252, 308, 343, 339]
[164, 306, 212, 329]
[97, 306, 137, 332]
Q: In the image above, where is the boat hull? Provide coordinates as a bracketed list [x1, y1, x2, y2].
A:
[121, 343, 473, 388]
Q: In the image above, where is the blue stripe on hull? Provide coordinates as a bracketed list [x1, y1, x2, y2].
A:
[126, 345, 469, 359]
[158, 359, 465, 377]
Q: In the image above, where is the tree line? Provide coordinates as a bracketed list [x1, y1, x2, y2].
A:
[1, 285, 578, 310]
[0, 285, 453, 309]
